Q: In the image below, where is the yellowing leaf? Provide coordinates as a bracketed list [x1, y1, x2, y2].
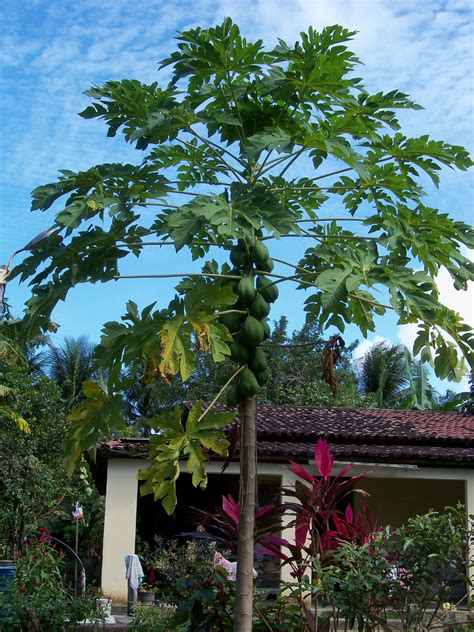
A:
[139, 402, 234, 514]
[0, 406, 31, 434]
[16, 415, 31, 434]
[159, 315, 195, 381]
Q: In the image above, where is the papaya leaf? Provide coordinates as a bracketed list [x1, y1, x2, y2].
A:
[139, 402, 233, 514]
[159, 312, 195, 381]
[65, 380, 126, 475]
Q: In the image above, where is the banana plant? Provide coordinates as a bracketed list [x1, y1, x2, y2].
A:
[398, 349, 438, 410]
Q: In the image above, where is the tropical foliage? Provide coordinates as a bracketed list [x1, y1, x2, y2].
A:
[9, 18, 473, 629]
[359, 341, 408, 405]
[171, 441, 473, 631]
[3, 531, 105, 631]
[0, 325, 104, 581]
[42, 335, 97, 406]
[318, 505, 472, 631]
[0, 366, 70, 555]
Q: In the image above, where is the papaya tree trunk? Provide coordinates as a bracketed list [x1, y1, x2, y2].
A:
[234, 395, 257, 632]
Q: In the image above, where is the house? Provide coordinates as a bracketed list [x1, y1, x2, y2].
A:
[90, 405, 474, 603]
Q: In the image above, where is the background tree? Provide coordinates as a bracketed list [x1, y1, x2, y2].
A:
[398, 355, 438, 410]
[0, 318, 104, 579]
[42, 335, 97, 407]
[0, 365, 103, 568]
[358, 341, 442, 410]
[10, 20, 473, 630]
[124, 316, 366, 432]
[359, 341, 408, 406]
[261, 317, 365, 407]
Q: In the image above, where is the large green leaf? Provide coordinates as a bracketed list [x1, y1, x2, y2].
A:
[65, 380, 127, 474]
[138, 402, 233, 514]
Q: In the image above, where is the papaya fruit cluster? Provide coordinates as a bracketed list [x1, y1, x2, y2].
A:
[219, 237, 278, 407]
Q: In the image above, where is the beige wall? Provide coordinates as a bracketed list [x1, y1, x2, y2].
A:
[101, 459, 142, 602]
[354, 477, 465, 527]
[100, 458, 474, 602]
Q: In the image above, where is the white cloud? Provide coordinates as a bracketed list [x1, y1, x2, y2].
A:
[398, 251, 474, 353]
[353, 335, 390, 361]
[397, 254, 473, 391]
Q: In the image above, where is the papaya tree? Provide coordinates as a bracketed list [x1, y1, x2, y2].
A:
[9, 19, 473, 631]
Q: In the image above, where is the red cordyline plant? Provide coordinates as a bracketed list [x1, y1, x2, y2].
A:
[189, 440, 378, 580]
[281, 439, 378, 580]
[186, 494, 286, 559]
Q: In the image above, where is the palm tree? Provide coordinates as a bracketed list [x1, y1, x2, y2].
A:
[43, 336, 96, 407]
[360, 341, 408, 406]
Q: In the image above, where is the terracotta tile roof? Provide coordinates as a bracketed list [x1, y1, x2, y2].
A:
[253, 406, 473, 446]
[95, 405, 474, 467]
[257, 441, 474, 464]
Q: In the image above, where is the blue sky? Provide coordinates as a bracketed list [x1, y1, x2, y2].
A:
[1, 0, 473, 393]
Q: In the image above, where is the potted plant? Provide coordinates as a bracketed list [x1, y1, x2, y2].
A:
[137, 583, 156, 606]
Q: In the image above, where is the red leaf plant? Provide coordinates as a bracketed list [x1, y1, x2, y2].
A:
[282, 439, 378, 580]
[278, 440, 380, 631]
[184, 494, 286, 559]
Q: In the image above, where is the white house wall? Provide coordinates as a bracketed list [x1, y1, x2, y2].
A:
[101, 459, 142, 602]
[353, 477, 465, 527]
[100, 458, 474, 603]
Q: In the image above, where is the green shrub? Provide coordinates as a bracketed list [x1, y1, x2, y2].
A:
[319, 505, 472, 631]
[131, 602, 178, 631]
[3, 534, 104, 631]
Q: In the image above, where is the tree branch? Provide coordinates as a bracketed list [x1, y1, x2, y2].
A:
[253, 149, 274, 179]
[187, 129, 247, 169]
[197, 365, 245, 423]
[113, 272, 241, 281]
[277, 148, 306, 179]
[270, 184, 372, 192]
[262, 232, 378, 241]
[178, 136, 245, 182]
[348, 293, 392, 310]
[296, 218, 367, 223]
[138, 202, 182, 209]
[258, 151, 307, 177]
[270, 257, 312, 276]
[261, 341, 322, 348]
[166, 179, 232, 187]
[311, 156, 392, 182]
[224, 70, 246, 145]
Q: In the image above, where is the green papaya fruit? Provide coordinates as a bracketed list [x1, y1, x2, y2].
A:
[250, 241, 270, 267]
[261, 319, 271, 340]
[259, 257, 274, 273]
[229, 338, 249, 364]
[256, 275, 279, 303]
[238, 235, 256, 249]
[255, 369, 270, 386]
[240, 316, 265, 346]
[223, 268, 241, 291]
[236, 275, 256, 304]
[219, 312, 242, 334]
[230, 245, 248, 267]
[249, 293, 270, 319]
[226, 384, 241, 407]
[248, 348, 268, 374]
[238, 368, 260, 397]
